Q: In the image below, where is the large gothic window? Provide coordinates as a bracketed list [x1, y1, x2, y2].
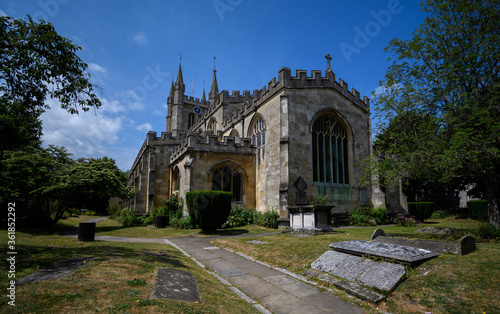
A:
[212, 166, 242, 202]
[311, 113, 349, 184]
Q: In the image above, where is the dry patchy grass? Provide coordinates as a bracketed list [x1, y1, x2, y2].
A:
[0, 232, 261, 313]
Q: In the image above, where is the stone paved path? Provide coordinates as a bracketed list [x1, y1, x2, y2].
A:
[166, 236, 365, 314]
[61, 218, 367, 313]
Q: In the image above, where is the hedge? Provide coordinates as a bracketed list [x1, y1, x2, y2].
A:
[186, 191, 232, 233]
[407, 202, 434, 222]
[467, 200, 488, 221]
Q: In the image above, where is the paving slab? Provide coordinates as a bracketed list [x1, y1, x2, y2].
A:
[261, 292, 323, 314]
[228, 273, 284, 299]
[303, 292, 366, 313]
[150, 268, 201, 303]
[330, 240, 439, 265]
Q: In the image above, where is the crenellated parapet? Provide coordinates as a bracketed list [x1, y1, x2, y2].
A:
[129, 131, 186, 179]
[170, 133, 255, 164]
[186, 67, 370, 135]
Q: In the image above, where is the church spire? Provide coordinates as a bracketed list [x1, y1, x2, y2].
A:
[209, 56, 218, 101]
[167, 79, 174, 103]
[175, 62, 184, 91]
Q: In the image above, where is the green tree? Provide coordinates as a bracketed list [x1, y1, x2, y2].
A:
[372, 0, 500, 227]
[0, 15, 101, 174]
[1, 145, 132, 226]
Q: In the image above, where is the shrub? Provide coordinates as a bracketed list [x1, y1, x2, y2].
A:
[407, 202, 434, 222]
[347, 206, 389, 226]
[371, 206, 389, 225]
[349, 206, 376, 226]
[186, 191, 232, 233]
[255, 209, 279, 229]
[471, 221, 500, 240]
[120, 208, 142, 227]
[467, 200, 488, 221]
[177, 216, 195, 229]
[223, 206, 253, 228]
[393, 212, 418, 227]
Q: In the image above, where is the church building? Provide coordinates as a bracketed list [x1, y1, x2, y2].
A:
[127, 55, 392, 221]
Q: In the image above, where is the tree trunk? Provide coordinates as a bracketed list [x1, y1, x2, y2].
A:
[485, 164, 500, 229]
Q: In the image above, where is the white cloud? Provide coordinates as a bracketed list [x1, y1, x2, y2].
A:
[101, 98, 125, 114]
[136, 123, 153, 132]
[0, 10, 7, 16]
[132, 32, 148, 45]
[153, 110, 163, 116]
[88, 63, 108, 76]
[41, 99, 122, 158]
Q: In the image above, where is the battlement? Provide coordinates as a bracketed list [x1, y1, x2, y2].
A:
[170, 133, 255, 163]
[185, 66, 370, 133]
[129, 131, 185, 175]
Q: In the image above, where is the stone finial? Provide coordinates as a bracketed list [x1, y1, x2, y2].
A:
[325, 53, 333, 73]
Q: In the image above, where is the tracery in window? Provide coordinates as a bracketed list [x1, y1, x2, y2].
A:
[311, 113, 349, 184]
[212, 166, 242, 202]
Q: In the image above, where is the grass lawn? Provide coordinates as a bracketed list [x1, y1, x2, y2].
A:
[0, 229, 261, 313]
[212, 218, 500, 314]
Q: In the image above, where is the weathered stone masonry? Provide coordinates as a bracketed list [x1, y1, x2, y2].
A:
[128, 57, 390, 217]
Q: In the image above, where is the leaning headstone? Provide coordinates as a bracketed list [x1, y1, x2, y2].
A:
[458, 235, 476, 255]
[150, 268, 201, 303]
[371, 228, 386, 241]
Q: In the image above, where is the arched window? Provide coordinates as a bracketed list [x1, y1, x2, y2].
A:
[311, 113, 349, 184]
[250, 115, 265, 147]
[249, 115, 266, 166]
[212, 166, 242, 202]
[208, 118, 217, 135]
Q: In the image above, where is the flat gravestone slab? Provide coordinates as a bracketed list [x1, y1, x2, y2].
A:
[311, 250, 349, 273]
[150, 268, 201, 303]
[310, 250, 407, 294]
[17, 256, 97, 284]
[330, 255, 373, 282]
[357, 261, 405, 292]
[330, 240, 439, 265]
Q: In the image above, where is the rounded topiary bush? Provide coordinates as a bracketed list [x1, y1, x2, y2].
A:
[186, 191, 232, 233]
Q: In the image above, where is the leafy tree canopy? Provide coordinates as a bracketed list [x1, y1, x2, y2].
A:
[372, 0, 500, 227]
[0, 15, 101, 157]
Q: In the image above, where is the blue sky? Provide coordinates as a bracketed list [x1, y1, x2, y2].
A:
[1, 0, 426, 170]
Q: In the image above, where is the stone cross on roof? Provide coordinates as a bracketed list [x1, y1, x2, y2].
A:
[325, 53, 333, 72]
